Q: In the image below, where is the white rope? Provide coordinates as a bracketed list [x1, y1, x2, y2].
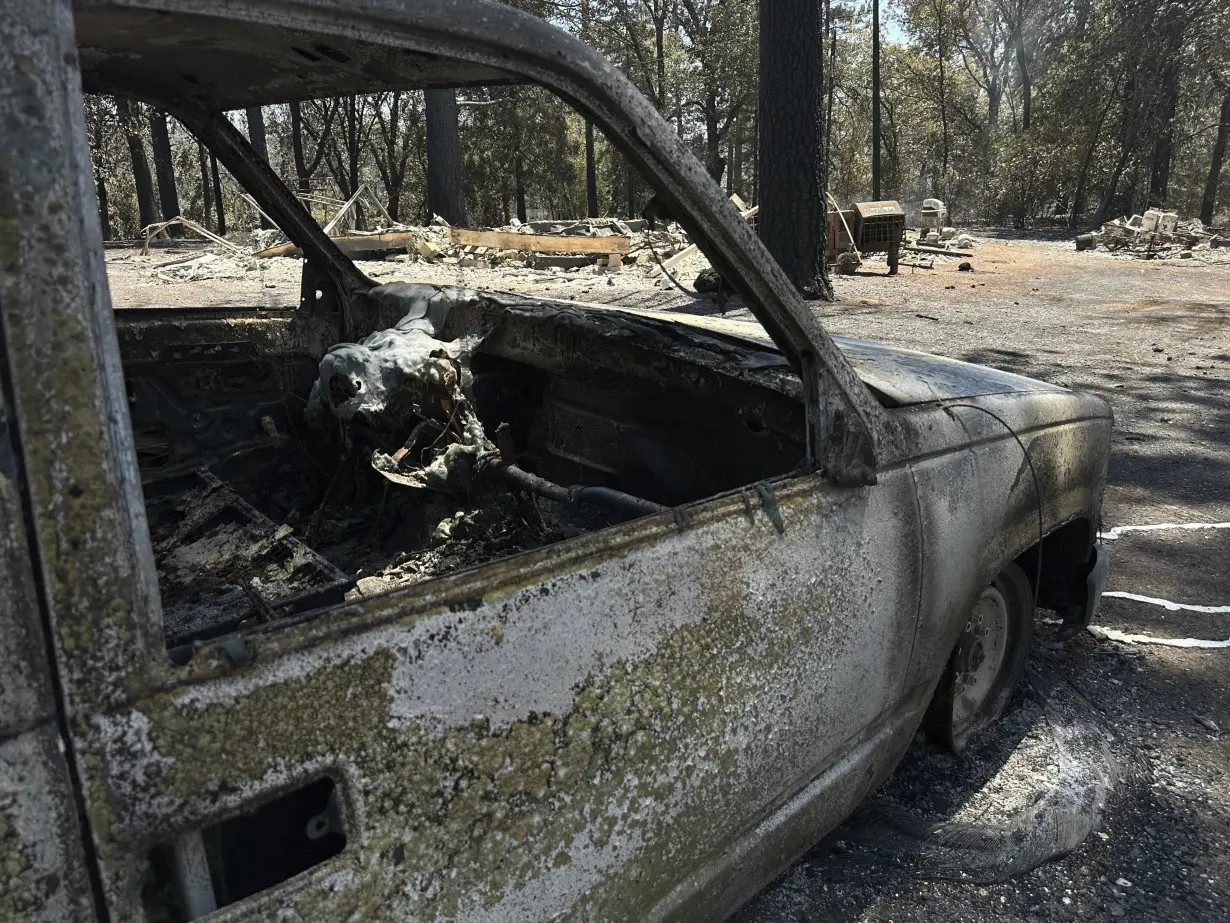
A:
[1090, 626, 1230, 649]
[1102, 591, 1230, 614]
[1101, 521, 1230, 541]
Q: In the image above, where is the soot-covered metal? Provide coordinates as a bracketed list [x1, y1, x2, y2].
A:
[141, 284, 808, 658]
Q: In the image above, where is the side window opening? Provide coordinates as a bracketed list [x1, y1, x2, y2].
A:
[141, 301, 805, 662]
[101, 85, 807, 663]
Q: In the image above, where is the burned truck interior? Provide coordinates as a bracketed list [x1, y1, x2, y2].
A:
[74, 1, 855, 666]
[119, 284, 808, 663]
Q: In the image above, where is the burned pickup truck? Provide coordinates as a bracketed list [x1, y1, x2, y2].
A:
[0, 1, 1110, 921]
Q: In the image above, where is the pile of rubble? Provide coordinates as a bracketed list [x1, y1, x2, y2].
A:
[383, 216, 691, 272]
[1078, 209, 1230, 261]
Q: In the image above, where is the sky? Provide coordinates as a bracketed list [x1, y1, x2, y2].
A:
[883, 0, 910, 44]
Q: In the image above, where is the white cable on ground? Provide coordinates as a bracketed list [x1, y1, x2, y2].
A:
[1101, 521, 1230, 541]
[1089, 626, 1230, 649]
[1102, 591, 1230, 614]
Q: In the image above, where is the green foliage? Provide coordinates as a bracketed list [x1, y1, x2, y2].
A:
[85, 0, 1230, 237]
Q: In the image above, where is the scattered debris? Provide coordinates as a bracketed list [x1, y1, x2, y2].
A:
[1092, 211, 1229, 261]
[141, 215, 245, 256]
[907, 244, 974, 258]
[649, 196, 757, 277]
[149, 468, 353, 652]
[151, 252, 263, 283]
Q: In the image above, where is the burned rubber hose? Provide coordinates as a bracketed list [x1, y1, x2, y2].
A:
[495, 463, 668, 518]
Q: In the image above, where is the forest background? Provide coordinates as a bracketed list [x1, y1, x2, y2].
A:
[85, 0, 1230, 240]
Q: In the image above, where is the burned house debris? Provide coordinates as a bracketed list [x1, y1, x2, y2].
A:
[1077, 209, 1230, 261]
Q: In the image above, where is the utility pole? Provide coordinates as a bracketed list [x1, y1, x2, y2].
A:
[871, 0, 882, 201]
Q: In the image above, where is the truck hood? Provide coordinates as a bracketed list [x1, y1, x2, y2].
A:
[831, 335, 1066, 406]
[629, 309, 1067, 407]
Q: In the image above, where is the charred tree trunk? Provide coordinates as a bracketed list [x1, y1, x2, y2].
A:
[197, 142, 213, 231]
[290, 101, 312, 193]
[210, 151, 226, 236]
[585, 119, 599, 218]
[148, 110, 182, 235]
[705, 91, 723, 176]
[245, 106, 275, 228]
[826, 27, 837, 178]
[95, 169, 111, 241]
[1094, 145, 1133, 227]
[934, 1, 949, 184]
[758, 0, 831, 298]
[726, 132, 736, 195]
[731, 118, 744, 198]
[425, 88, 467, 226]
[289, 99, 336, 196]
[987, 79, 1003, 135]
[246, 106, 269, 161]
[1094, 77, 1140, 227]
[1014, 25, 1031, 131]
[513, 119, 528, 225]
[751, 106, 760, 205]
[1148, 53, 1181, 207]
[345, 98, 366, 230]
[1070, 76, 1120, 228]
[514, 153, 527, 225]
[1199, 85, 1230, 226]
[625, 157, 636, 217]
[116, 98, 158, 233]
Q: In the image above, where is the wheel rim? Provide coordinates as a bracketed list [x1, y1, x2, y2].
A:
[951, 584, 1011, 734]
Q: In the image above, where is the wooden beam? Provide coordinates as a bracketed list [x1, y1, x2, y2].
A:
[905, 244, 973, 257]
[449, 227, 629, 254]
[254, 230, 418, 259]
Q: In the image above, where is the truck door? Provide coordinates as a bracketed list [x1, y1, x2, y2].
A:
[2, 4, 922, 922]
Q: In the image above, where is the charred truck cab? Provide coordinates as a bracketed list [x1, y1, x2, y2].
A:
[0, 1, 1110, 921]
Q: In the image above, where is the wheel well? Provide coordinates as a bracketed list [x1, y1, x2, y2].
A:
[1014, 517, 1094, 611]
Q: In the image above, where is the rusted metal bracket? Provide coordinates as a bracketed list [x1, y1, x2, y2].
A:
[754, 482, 786, 535]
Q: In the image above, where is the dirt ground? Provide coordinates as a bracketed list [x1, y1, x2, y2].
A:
[105, 234, 1230, 921]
